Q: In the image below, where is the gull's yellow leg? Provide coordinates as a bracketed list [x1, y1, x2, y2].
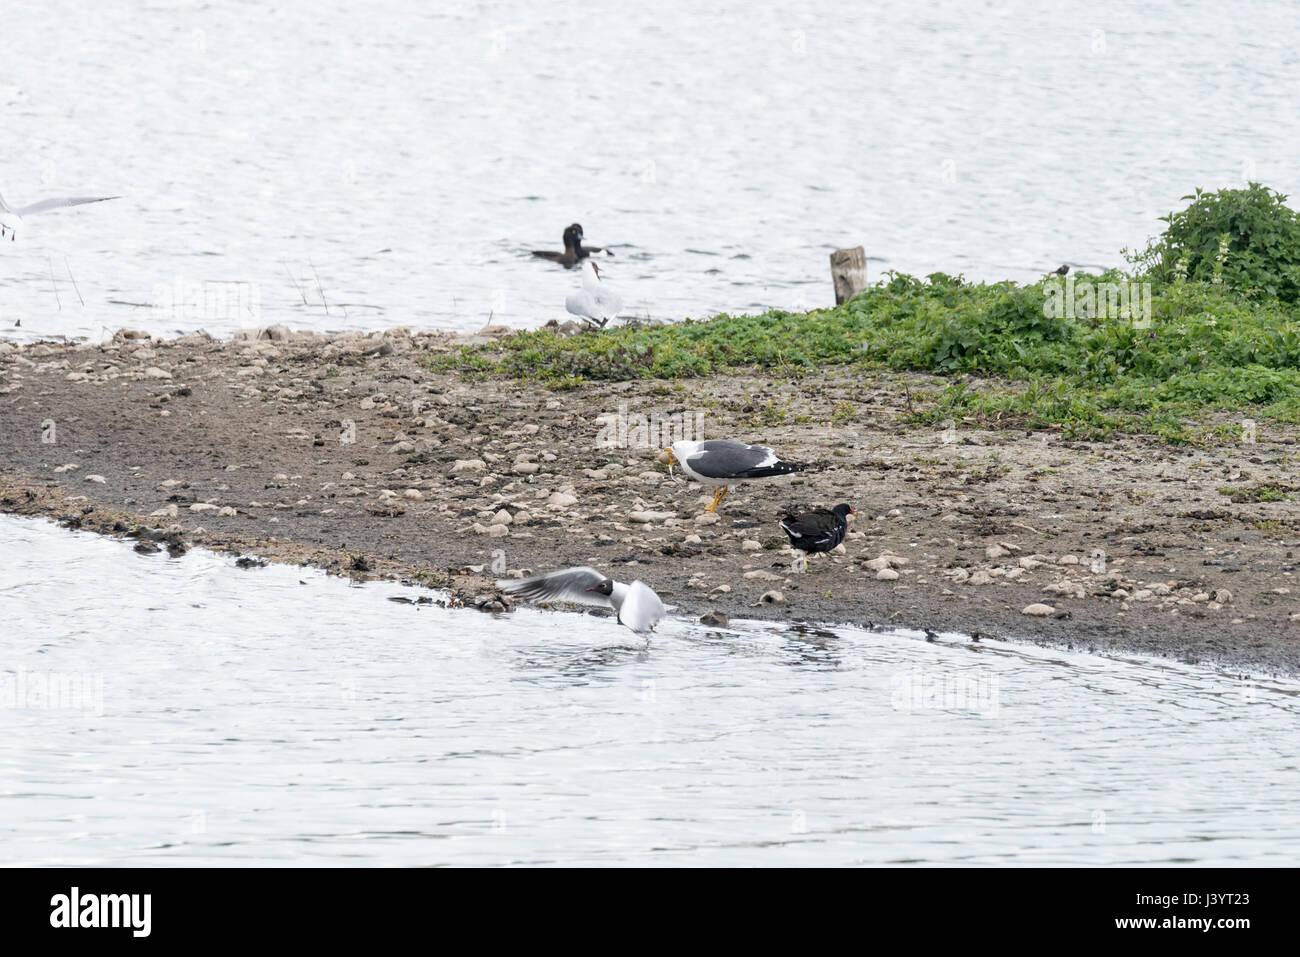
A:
[705, 487, 725, 513]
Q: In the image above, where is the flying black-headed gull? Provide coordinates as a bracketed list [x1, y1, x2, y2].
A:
[0, 190, 118, 241]
[565, 260, 622, 327]
[780, 503, 855, 572]
[531, 223, 612, 268]
[499, 566, 666, 635]
[665, 439, 806, 513]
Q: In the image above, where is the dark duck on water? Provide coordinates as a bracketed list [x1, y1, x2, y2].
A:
[780, 504, 856, 573]
[531, 223, 611, 267]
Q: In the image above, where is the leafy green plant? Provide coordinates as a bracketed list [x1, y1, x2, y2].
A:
[1126, 184, 1300, 302]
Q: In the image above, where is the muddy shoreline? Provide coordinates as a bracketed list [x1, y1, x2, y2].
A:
[3, 326, 1300, 674]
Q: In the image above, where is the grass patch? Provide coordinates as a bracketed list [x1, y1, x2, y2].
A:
[1219, 483, 1297, 503]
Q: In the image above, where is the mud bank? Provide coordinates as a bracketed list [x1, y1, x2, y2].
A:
[3, 326, 1300, 674]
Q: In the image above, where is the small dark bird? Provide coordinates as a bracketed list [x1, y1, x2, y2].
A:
[1051, 263, 1069, 276]
[780, 503, 855, 572]
[531, 223, 612, 268]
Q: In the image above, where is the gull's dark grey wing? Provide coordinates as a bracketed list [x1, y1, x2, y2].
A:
[498, 566, 611, 607]
[686, 440, 804, 480]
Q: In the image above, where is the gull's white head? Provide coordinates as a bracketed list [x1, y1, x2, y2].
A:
[666, 440, 703, 465]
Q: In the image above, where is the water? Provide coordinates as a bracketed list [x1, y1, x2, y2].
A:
[3, 0, 1300, 342]
[3, 515, 1298, 866]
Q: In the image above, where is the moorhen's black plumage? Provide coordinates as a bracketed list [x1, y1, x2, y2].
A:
[780, 503, 855, 558]
[531, 223, 611, 267]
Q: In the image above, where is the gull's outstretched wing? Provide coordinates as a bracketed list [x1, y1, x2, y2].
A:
[498, 566, 611, 607]
[617, 580, 666, 634]
[16, 195, 118, 217]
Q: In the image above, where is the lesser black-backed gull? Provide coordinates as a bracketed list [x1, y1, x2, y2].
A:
[665, 439, 805, 513]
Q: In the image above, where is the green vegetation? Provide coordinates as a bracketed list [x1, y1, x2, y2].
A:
[428, 186, 1300, 440]
[1219, 483, 1296, 503]
[1126, 183, 1300, 303]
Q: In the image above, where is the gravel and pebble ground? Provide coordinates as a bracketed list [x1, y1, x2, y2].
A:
[3, 325, 1300, 674]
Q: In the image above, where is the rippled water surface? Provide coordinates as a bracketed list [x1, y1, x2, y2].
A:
[3, 516, 1298, 866]
[3, 0, 1300, 340]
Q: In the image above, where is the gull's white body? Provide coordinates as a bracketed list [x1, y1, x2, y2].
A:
[565, 260, 623, 326]
[498, 565, 666, 635]
[0, 190, 118, 241]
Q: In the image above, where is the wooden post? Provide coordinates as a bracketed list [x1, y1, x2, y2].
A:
[830, 246, 867, 305]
